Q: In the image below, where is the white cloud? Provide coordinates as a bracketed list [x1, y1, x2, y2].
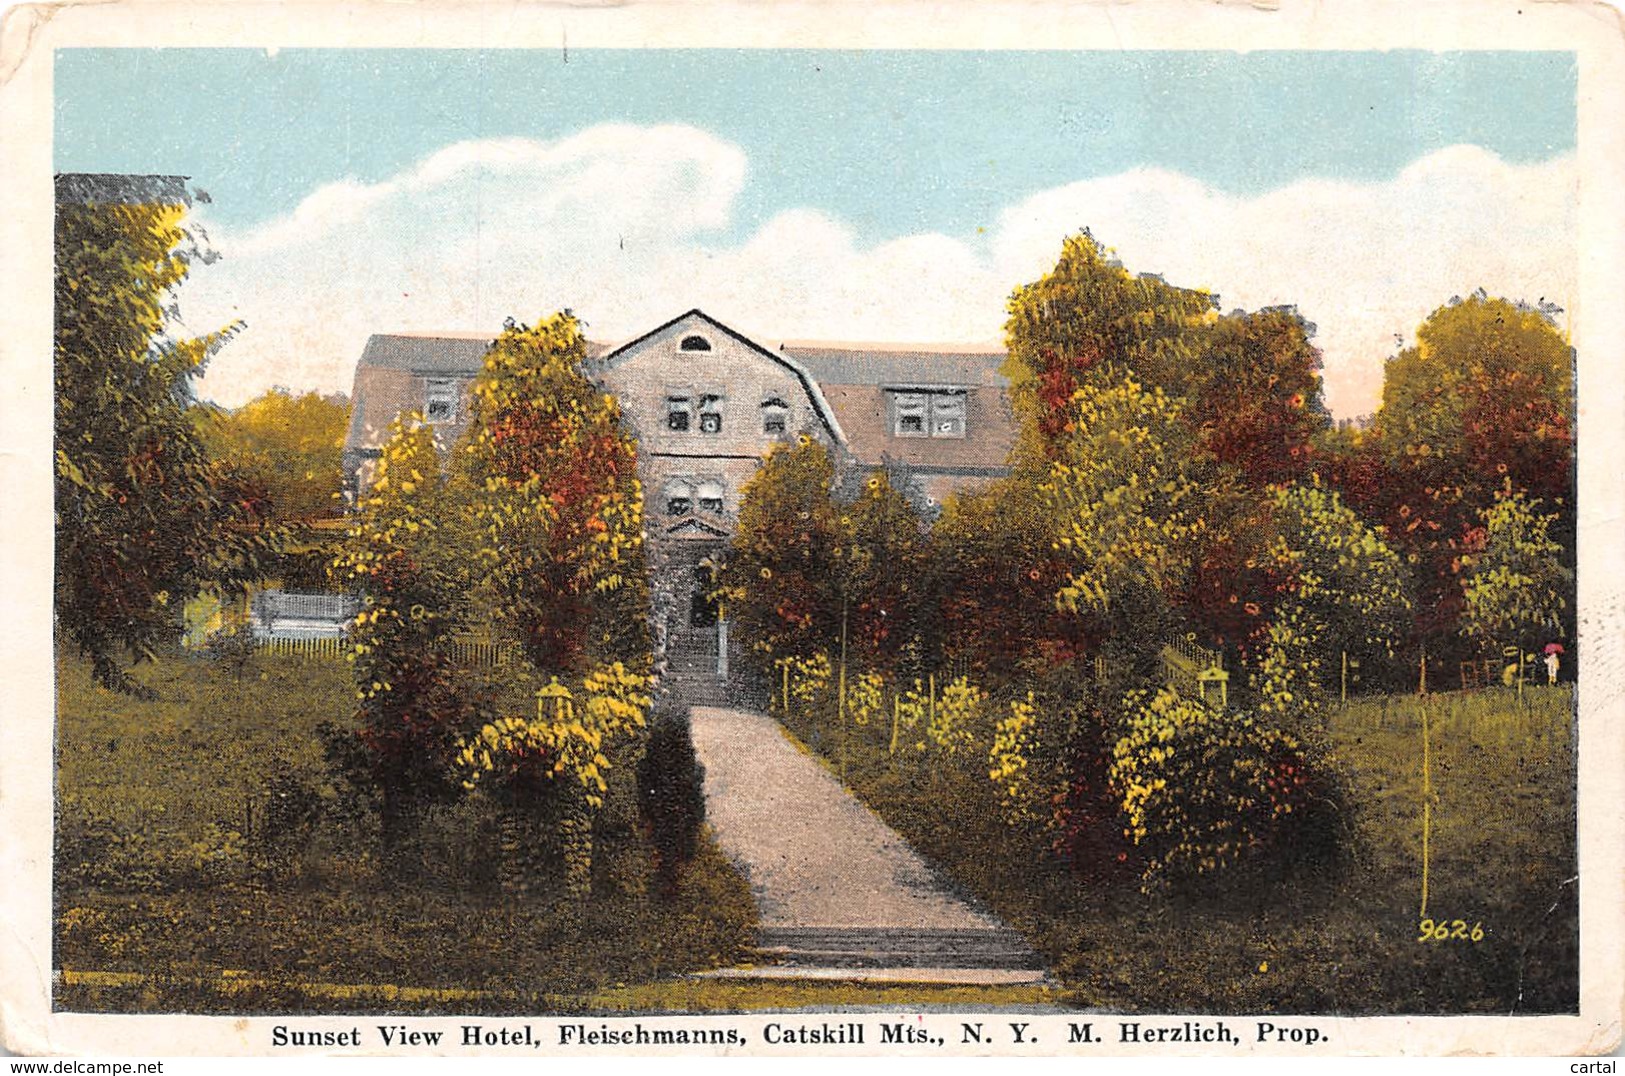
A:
[180, 126, 1575, 419]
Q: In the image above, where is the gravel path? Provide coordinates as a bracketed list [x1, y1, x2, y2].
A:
[688, 705, 1005, 932]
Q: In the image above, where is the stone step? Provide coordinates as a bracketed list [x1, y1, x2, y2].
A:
[754, 926, 1046, 971]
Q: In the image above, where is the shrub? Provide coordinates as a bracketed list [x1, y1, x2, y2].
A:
[638, 708, 707, 897]
[988, 692, 1043, 827]
[1108, 687, 1348, 891]
[846, 670, 886, 728]
[925, 675, 985, 755]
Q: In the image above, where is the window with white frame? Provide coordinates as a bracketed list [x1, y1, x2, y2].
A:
[666, 393, 692, 432]
[697, 479, 725, 514]
[761, 394, 789, 436]
[892, 389, 967, 439]
[892, 392, 928, 437]
[931, 393, 967, 438]
[698, 392, 723, 434]
[424, 378, 458, 424]
[664, 479, 695, 516]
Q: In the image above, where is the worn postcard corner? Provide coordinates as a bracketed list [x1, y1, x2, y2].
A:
[1, 0, 1623, 1062]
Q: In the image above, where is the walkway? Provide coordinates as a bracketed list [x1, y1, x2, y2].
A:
[687, 705, 1046, 980]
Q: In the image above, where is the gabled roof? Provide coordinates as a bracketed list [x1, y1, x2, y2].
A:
[599, 309, 846, 445]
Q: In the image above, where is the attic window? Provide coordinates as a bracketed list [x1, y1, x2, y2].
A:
[893, 393, 928, 437]
[424, 379, 458, 424]
[664, 479, 695, 516]
[680, 335, 712, 352]
[761, 395, 789, 436]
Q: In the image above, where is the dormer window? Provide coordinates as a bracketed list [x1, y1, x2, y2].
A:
[893, 393, 928, 437]
[761, 395, 789, 436]
[424, 379, 458, 424]
[931, 394, 967, 438]
[667, 394, 692, 432]
[680, 335, 712, 352]
[891, 389, 967, 439]
[698, 393, 723, 434]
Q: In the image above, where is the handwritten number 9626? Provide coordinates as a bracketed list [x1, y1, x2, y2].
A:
[1417, 918, 1484, 942]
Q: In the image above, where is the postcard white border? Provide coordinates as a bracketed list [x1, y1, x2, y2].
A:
[2, 0, 1621, 1058]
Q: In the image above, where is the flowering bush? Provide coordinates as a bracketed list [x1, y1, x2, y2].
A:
[988, 692, 1044, 826]
[454, 665, 651, 810]
[1108, 687, 1347, 890]
[924, 676, 985, 755]
[788, 652, 833, 707]
[847, 670, 886, 728]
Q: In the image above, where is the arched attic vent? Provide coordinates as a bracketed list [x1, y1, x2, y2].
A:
[679, 335, 712, 352]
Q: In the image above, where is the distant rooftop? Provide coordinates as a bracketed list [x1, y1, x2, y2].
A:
[357, 331, 614, 374]
[55, 173, 192, 207]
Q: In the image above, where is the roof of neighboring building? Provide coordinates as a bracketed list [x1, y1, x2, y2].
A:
[777, 342, 1009, 389]
[356, 331, 613, 374]
[55, 173, 192, 206]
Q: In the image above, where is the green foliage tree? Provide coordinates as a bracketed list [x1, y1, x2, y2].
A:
[1003, 230, 1218, 465]
[1369, 293, 1575, 646]
[720, 435, 843, 667]
[836, 471, 929, 670]
[54, 179, 272, 695]
[198, 388, 351, 522]
[1184, 307, 1329, 489]
[1265, 479, 1413, 686]
[1042, 372, 1208, 650]
[327, 414, 470, 866]
[459, 314, 650, 676]
[1459, 487, 1571, 657]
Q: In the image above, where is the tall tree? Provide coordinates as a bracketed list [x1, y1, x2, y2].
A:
[54, 176, 271, 695]
[720, 436, 843, 667]
[1003, 230, 1217, 465]
[459, 314, 649, 676]
[1369, 293, 1575, 649]
[327, 414, 470, 865]
[198, 388, 351, 522]
[1185, 307, 1329, 490]
[1459, 487, 1571, 658]
[836, 471, 929, 671]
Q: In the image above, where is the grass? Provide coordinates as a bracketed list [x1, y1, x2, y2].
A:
[55, 969, 1061, 1015]
[54, 647, 1578, 1016]
[53, 648, 758, 1013]
[776, 684, 1578, 1015]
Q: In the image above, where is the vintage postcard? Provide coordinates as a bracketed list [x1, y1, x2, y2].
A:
[2, 0, 1622, 1061]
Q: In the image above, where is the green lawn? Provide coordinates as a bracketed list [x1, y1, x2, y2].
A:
[54, 649, 1577, 1015]
[53, 649, 757, 1013]
[777, 685, 1577, 1014]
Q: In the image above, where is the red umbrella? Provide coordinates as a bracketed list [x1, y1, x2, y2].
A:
[1544, 643, 1565, 655]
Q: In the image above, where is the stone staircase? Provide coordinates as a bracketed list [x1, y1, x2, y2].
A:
[660, 629, 729, 707]
[754, 925, 1046, 972]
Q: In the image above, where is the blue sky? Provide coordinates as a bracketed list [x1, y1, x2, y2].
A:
[51, 49, 1578, 418]
[55, 49, 1576, 244]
